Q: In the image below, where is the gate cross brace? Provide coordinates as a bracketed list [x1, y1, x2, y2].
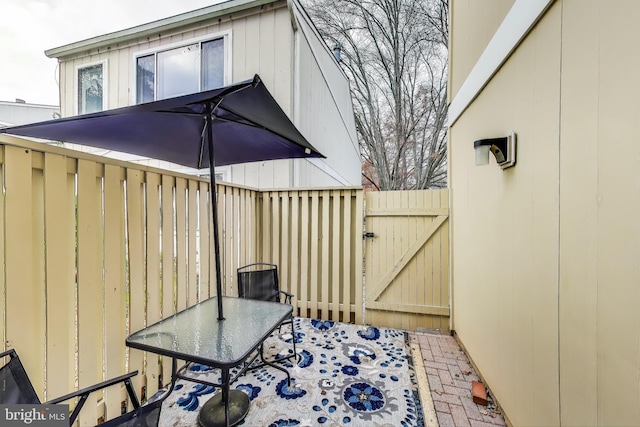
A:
[366, 215, 448, 303]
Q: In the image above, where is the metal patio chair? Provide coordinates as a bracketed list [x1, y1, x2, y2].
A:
[237, 262, 297, 363]
[0, 348, 161, 426]
[97, 395, 163, 427]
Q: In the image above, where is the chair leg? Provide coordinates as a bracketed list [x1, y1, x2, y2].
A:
[259, 343, 291, 387]
[277, 319, 297, 364]
[291, 320, 297, 360]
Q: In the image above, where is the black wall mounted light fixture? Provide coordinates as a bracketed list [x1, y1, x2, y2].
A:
[473, 131, 516, 169]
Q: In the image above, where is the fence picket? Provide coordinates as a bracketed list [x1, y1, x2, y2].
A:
[76, 159, 103, 424]
[43, 153, 75, 400]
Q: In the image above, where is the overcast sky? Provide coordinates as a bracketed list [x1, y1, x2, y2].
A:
[0, 0, 226, 106]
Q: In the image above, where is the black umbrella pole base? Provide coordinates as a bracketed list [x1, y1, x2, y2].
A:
[198, 390, 250, 427]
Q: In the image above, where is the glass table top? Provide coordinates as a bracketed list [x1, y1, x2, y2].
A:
[126, 296, 292, 368]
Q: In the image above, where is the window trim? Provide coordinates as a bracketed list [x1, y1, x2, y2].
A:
[214, 166, 231, 183]
[131, 30, 233, 104]
[75, 60, 108, 115]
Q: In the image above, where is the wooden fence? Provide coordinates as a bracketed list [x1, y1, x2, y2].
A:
[0, 135, 364, 425]
[260, 189, 364, 324]
[0, 135, 448, 426]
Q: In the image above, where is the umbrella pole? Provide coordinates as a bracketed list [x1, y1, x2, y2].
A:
[206, 104, 225, 320]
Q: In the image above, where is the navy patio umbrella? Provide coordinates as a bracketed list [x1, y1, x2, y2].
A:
[0, 74, 323, 320]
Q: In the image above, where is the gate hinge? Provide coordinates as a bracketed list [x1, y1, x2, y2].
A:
[363, 232, 376, 239]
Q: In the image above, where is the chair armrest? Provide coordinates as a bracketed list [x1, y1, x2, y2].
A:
[48, 370, 140, 425]
[278, 290, 294, 304]
[0, 349, 17, 360]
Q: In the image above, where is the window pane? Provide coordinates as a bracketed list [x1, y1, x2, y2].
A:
[157, 43, 200, 99]
[78, 64, 103, 114]
[136, 54, 155, 104]
[202, 38, 224, 90]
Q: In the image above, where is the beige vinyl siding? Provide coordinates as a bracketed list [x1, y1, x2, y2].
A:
[449, 0, 515, 99]
[55, 3, 291, 111]
[55, 1, 360, 189]
[559, 1, 640, 425]
[450, 2, 562, 426]
[58, 2, 291, 187]
[451, 0, 640, 425]
[557, 3, 600, 424]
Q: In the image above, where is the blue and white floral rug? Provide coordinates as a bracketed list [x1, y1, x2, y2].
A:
[158, 318, 424, 426]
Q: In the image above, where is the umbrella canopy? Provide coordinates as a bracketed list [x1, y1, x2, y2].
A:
[0, 74, 322, 168]
[0, 74, 323, 320]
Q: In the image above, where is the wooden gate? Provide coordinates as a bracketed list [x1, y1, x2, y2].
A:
[364, 189, 449, 330]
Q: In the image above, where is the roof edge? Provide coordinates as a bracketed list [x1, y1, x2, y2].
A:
[46, 0, 279, 59]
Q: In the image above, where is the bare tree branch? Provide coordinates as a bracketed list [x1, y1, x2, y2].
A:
[304, 0, 449, 190]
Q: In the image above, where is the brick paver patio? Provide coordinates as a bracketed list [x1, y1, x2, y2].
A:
[408, 330, 507, 427]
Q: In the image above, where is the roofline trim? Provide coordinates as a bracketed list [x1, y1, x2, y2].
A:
[448, 0, 555, 127]
[46, 0, 279, 58]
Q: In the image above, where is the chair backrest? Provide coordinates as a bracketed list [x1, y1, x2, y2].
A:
[0, 349, 146, 426]
[98, 397, 162, 427]
[0, 349, 41, 405]
[237, 263, 280, 302]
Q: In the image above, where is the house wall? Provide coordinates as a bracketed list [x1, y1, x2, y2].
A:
[559, 2, 640, 424]
[450, 3, 561, 425]
[0, 101, 59, 127]
[450, 0, 640, 425]
[289, 0, 360, 188]
[53, 0, 360, 189]
[449, 0, 514, 97]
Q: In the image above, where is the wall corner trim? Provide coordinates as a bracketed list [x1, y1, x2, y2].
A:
[448, 0, 555, 127]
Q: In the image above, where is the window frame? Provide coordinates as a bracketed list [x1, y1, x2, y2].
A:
[132, 30, 232, 104]
[214, 166, 231, 182]
[75, 60, 108, 115]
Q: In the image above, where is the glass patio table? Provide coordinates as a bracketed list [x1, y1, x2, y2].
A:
[126, 296, 293, 427]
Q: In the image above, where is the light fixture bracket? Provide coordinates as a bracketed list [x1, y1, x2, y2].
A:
[473, 132, 516, 169]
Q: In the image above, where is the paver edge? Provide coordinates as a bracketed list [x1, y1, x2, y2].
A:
[411, 342, 439, 427]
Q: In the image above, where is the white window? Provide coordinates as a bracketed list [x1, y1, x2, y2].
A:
[135, 33, 228, 103]
[77, 62, 105, 114]
[214, 166, 230, 182]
